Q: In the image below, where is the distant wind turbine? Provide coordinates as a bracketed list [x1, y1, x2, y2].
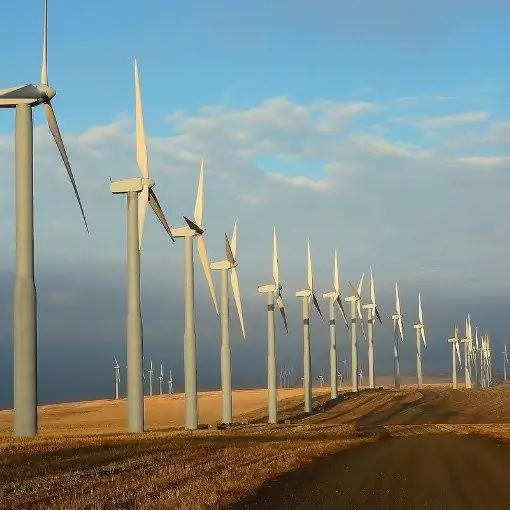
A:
[210, 221, 246, 425]
[502, 344, 508, 383]
[258, 227, 288, 424]
[413, 293, 426, 389]
[158, 362, 164, 396]
[322, 249, 348, 400]
[460, 316, 472, 389]
[358, 366, 364, 389]
[170, 160, 219, 430]
[147, 359, 154, 396]
[168, 370, 174, 395]
[318, 369, 325, 388]
[346, 274, 366, 392]
[362, 267, 382, 389]
[113, 358, 121, 400]
[389, 282, 404, 389]
[448, 325, 462, 389]
[110, 61, 173, 433]
[296, 239, 324, 413]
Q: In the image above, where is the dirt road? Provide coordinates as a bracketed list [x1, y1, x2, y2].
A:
[228, 434, 510, 510]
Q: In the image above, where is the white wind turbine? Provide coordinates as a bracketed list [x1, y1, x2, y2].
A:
[258, 227, 288, 424]
[502, 344, 508, 383]
[168, 370, 174, 395]
[2, 0, 89, 438]
[169, 160, 219, 430]
[474, 326, 481, 387]
[158, 362, 164, 396]
[362, 268, 383, 389]
[113, 358, 121, 400]
[147, 359, 154, 396]
[322, 249, 349, 400]
[346, 274, 366, 393]
[448, 325, 462, 389]
[110, 61, 174, 433]
[413, 293, 426, 389]
[460, 316, 472, 389]
[358, 366, 364, 388]
[296, 239, 324, 413]
[210, 221, 246, 425]
[390, 282, 404, 389]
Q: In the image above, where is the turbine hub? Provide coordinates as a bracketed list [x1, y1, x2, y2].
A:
[37, 84, 56, 101]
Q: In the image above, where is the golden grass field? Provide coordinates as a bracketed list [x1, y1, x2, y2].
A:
[2, 381, 510, 509]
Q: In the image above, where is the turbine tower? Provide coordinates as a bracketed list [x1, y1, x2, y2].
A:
[296, 239, 324, 413]
[170, 160, 219, 430]
[460, 316, 472, 389]
[168, 370, 174, 395]
[258, 227, 288, 424]
[158, 362, 164, 395]
[474, 327, 480, 388]
[502, 344, 508, 383]
[448, 325, 462, 389]
[413, 293, 426, 389]
[322, 249, 348, 400]
[147, 359, 154, 396]
[113, 358, 121, 400]
[0, 0, 89, 437]
[390, 282, 404, 389]
[345, 274, 366, 393]
[358, 366, 364, 388]
[110, 61, 174, 433]
[362, 267, 382, 389]
[210, 221, 246, 425]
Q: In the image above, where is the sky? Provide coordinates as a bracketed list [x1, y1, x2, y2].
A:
[0, 0, 510, 408]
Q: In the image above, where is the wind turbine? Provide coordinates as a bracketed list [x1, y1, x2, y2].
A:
[147, 359, 154, 396]
[345, 274, 366, 393]
[318, 369, 325, 388]
[158, 362, 164, 395]
[460, 316, 472, 389]
[413, 293, 426, 389]
[296, 239, 324, 413]
[169, 160, 219, 430]
[258, 227, 288, 424]
[390, 282, 404, 389]
[358, 366, 364, 389]
[210, 221, 246, 425]
[1, 0, 89, 437]
[109, 61, 173, 434]
[113, 358, 121, 400]
[448, 325, 462, 389]
[362, 267, 382, 389]
[502, 344, 508, 383]
[168, 370, 174, 395]
[322, 249, 349, 399]
[474, 326, 480, 388]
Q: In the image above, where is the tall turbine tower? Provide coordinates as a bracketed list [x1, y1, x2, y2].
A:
[110, 61, 173, 433]
[502, 344, 508, 383]
[345, 274, 366, 393]
[362, 268, 382, 389]
[0, 0, 89, 438]
[158, 363, 164, 395]
[168, 370, 174, 395]
[460, 316, 472, 389]
[210, 221, 246, 424]
[322, 249, 348, 400]
[113, 358, 121, 400]
[147, 359, 154, 396]
[390, 282, 404, 388]
[296, 239, 324, 413]
[413, 293, 426, 389]
[448, 325, 462, 389]
[170, 161, 219, 430]
[258, 227, 288, 424]
[474, 327, 480, 388]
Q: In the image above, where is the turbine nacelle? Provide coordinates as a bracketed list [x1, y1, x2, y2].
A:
[110, 177, 155, 194]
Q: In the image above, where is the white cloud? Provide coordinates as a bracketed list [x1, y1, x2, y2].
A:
[266, 172, 331, 191]
[412, 110, 490, 130]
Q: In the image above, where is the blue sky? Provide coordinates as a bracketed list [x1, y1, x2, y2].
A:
[1, 0, 510, 405]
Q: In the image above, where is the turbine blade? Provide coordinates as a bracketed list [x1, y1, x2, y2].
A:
[374, 306, 383, 324]
[230, 220, 237, 259]
[312, 292, 324, 321]
[335, 295, 349, 328]
[347, 281, 361, 299]
[360, 317, 368, 343]
[370, 266, 375, 304]
[307, 238, 313, 290]
[148, 188, 174, 241]
[418, 293, 423, 324]
[225, 234, 235, 265]
[41, 0, 48, 85]
[398, 317, 404, 341]
[356, 299, 363, 321]
[276, 294, 288, 333]
[183, 216, 204, 235]
[272, 227, 279, 288]
[197, 235, 219, 315]
[230, 266, 246, 339]
[456, 342, 462, 365]
[194, 159, 204, 226]
[138, 186, 149, 249]
[357, 273, 365, 296]
[395, 281, 402, 317]
[333, 249, 339, 294]
[421, 327, 427, 348]
[134, 60, 149, 179]
[43, 102, 89, 233]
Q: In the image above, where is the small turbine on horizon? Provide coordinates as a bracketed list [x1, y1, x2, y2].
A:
[390, 282, 404, 389]
[448, 325, 462, 389]
[296, 239, 324, 413]
[158, 362, 164, 396]
[413, 293, 426, 389]
[362, 267, 382, 389]
[168, 370, 174, 395]
[346, 274, 366, 393]
[258, 227, 288, 424]
[113, 358, 121, 400]
[110, 61, 174, 433]
[210, 221, 246, 425]
[147, 359, 154, 396]
[460, 316, 473, 389]
[322, 249, 349, 400]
